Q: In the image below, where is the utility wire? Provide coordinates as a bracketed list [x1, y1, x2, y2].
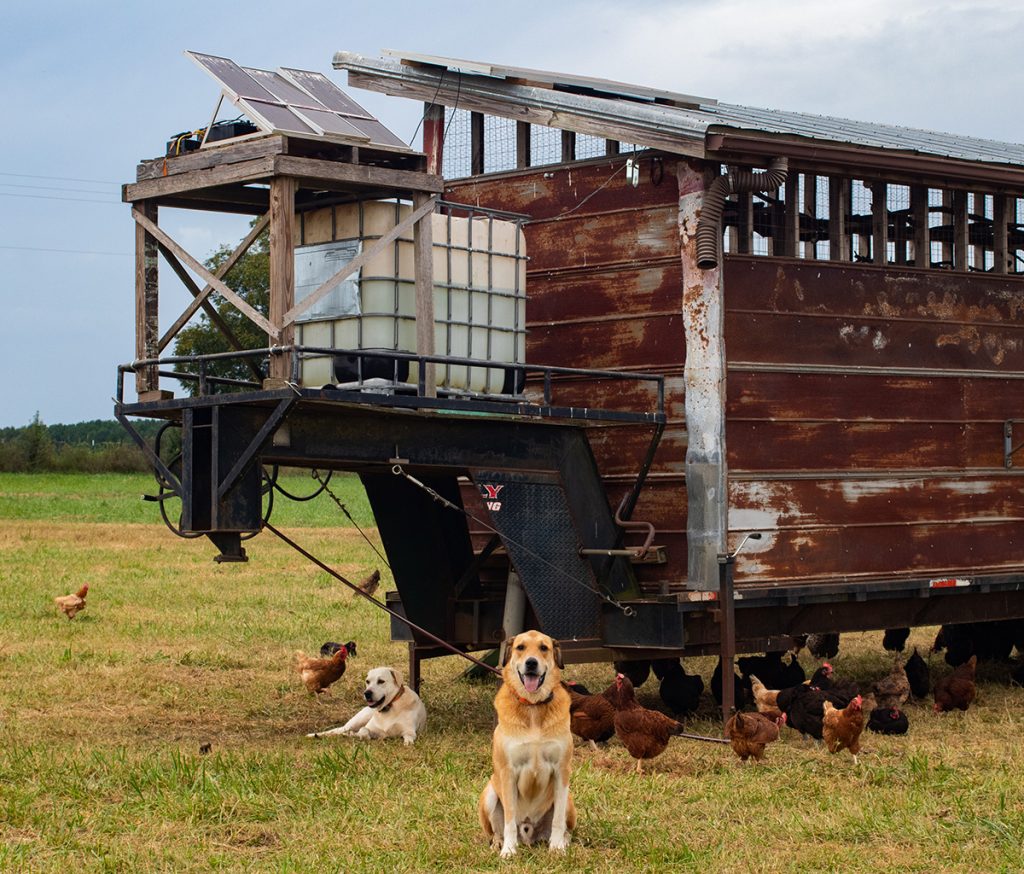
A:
[0, 171, 120, 186]
[0, 192, 121, 205]
[0, 245, 131, 256]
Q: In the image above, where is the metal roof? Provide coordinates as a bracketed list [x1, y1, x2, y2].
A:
[334, 51, 1024, 171]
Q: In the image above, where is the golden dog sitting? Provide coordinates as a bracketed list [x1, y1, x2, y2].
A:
[478, 630, 576, 858]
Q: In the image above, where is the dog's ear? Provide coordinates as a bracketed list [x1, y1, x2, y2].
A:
[552, 638, 564, 669]
[500, 637, 515, 667]
[390, 668, 401, 686]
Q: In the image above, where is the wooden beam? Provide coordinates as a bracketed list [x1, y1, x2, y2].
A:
[605, 139, 620, 157]
[952, 189, 969, 270]
[158, 213, 270, 351]
[829, 176, 850, 261]
[783, 173, 800, 257]
[135, 135, 286, 181]
[516, 121, 531, 169]
[471, 112, 485, 175]
[803, 174, 817, 259]
[736, 191, 752, 254]
[561, 130, 576, 163]
[274, 155, 443, 194]
[994, 194, 1010, 274]
[941, 190, 953, 266]
[134, 201, 159, 394]
[911, 184, 930, 268]
[972, 192, 988, 271]
[131, 208, 276, 337]
[872, 181, 888, 265]
[282, 195, 439, 325]
[423, 103, 445, 176]
[124, 157, 276, 203]
[268, 177, 296, 380]
[156, 243, 265, 382]
[413, 192, 436, 397]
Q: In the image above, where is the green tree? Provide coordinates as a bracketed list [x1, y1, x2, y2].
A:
[172, 227, 270, 394]
[19, 412, 54, 471]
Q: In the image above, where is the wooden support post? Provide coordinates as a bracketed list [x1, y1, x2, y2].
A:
[784, 173, 800, 257]
[470, 112, 485, 176]
[829, 176, 849, 261]
[972, 193, 988, 271]
[605, 139, 620, 156]
[911, 185, 930, 269]
[872, 181, 888, 265]
[134, 200, 161, 397]
[515, 121, 531, 169]
[953, 190, 969, 271]
[941, 190, 953, 266]
[561, 130, 576, 163]
[268, 176, 296, 382]
[736, 191, 752, 254]
[803, 174, 818, 259]
[423, 103, 445, 176]
[678, 160, 726, 590]
[413, 191, 436, 398]
[994, 194, 1010, 274]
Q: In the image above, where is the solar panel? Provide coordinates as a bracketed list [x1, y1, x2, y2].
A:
[185, 50, 411, 151]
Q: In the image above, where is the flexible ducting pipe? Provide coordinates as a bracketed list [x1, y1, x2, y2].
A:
[695, 157, 789, 270]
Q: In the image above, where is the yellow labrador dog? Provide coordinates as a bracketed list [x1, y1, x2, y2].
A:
[478, 630, 576, 858]
[306, 667, 426, 745]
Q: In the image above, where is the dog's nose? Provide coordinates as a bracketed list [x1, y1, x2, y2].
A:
[524, 657, 538, 673]
[364, 689, 374, 700]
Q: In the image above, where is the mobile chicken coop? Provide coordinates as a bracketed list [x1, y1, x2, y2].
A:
[119, 50, 1024, 700]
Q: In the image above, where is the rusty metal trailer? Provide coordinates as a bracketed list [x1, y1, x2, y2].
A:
[118, 51, 1024, 705]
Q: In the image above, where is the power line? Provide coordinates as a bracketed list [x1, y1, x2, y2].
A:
[0, 181, 122, 195]
[0, 171, 120, 186]
[0, 245, 131, 257]
[0, 192, 121, 205]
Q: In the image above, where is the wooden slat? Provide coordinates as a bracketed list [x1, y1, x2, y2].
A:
[802, 174, 817, 259]
[273, 155, 442, 194]
[158, 213, 270, 351]
[135, 135, 286, 181]
[134, 201, 159, 393]
[953, 189, 969, 270]
[872, 181, 888, 265]
[605, 139, 620, 156]
[268, 176, 296, 380]
[131, 208, 276, 337]
[783, 173, 800, 257]
[994, 194, 1009, 275]
[828, 176, 849, 261]
[124, 157, 277, 202]
[911, 185, 929, 268]
[561, 130, 576, 163]
[471, 112, 485, 175]
[736, 191, 752, 254]
[516, 121, 531, 169]
[413, 191, 436, 397]
[281, 195, 439, 325]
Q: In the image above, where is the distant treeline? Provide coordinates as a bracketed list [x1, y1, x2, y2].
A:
[0, 415, 174, 473]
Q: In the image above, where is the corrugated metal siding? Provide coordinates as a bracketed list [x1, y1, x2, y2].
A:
[725, 256, 1024, 586]
[446, 158, 690, 591]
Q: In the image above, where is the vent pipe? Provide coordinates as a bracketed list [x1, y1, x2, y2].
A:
[695, 157, 789, 270]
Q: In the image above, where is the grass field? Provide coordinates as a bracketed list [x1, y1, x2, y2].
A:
[2, 473, 1024, 872]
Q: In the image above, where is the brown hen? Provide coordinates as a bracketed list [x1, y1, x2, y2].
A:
[54, 584, 88, 619]
[725, 710, 785, 763]
[608, 673, 684, 774]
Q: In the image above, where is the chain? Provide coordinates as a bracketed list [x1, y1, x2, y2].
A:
[391, 464, 635, 617]
[312, 469, 392, 570]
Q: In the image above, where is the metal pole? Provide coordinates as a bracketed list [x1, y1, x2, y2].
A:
[718, 551, 737, 733]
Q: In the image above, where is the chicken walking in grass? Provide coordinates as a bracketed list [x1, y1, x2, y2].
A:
[608, 673, 685, 774]
[296, 640, 356, 696]
[748, 674, 779, 714]
[54, 584, 88, 619]
[566, 679, 616, 750]
[725, 710, 786, 764]
[356, 569, 381, 598]
[905, 647, 931, 700]
[872, 656, 911, 710]
[933, 654, 977, 713]
[822, 694, 865, 764]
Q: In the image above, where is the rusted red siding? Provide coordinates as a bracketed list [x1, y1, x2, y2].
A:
[447, 158, 689, 590]
[726, 255, 1024, 586]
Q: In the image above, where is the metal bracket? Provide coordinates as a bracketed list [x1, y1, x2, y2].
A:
[1004, 420, 1024, 469]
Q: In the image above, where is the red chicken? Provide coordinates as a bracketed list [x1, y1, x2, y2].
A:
[54, 584, 88, 619]
[725, 710, 786, 763]
[566, 679, 616, 749]
[607, 673, 685, 773]
[933, 654, 977, 713]
[822, 694, 865, 764]
[295, 640, 356, 696]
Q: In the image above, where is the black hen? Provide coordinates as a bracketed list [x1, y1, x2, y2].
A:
[905, 647, 930, 699]
[737, 651, 788, 689]
[779, 653, 806, 688]
[711, 657, 748, 707]
[807, 633, 840, 660]
[654, 659, 704, 715]
[320, 640, 358, 658]
[868, 706, 909, 735]
[613, 659, 651, 689]
[882, 627, 911, 652]
[777, 683, 827, 740]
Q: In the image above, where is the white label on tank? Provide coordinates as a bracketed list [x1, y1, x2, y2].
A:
[294, 240, 362, 322]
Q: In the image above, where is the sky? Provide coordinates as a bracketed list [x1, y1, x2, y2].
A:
[3, 0, 1024, 427]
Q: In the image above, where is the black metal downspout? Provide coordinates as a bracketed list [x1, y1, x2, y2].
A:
[695, 157, 789, 269]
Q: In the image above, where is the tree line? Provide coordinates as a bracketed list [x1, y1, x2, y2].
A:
[0, 414, 169, 473]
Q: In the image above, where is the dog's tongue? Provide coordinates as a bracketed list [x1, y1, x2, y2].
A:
[523, 674, 542, 694]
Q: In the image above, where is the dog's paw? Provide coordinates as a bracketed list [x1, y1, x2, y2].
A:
[499, 845, 517, 860]
[305, 732, 321, 739]
[549, 832, 570, 852]
[403, 735, 416, 745]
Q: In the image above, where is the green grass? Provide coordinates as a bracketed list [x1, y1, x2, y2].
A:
[1, 474, 1024, 871]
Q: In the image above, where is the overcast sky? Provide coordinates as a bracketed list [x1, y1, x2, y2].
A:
[3, 0, 1024, 427]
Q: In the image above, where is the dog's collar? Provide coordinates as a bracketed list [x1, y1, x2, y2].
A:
[517, 690, 555, 706]
[379, 684, 405, 713]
